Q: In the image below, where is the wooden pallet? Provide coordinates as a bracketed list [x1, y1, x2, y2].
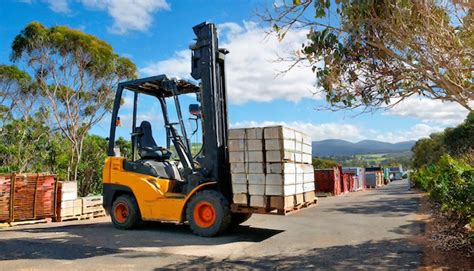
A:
[59, 210, 106, 222]
[231, 198, 318, 216]
[0, 218, 51, 227]
[82, 196, 104, 214]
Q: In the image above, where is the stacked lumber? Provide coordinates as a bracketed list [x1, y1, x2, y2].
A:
[0, 173, 57, 223]
[229, 126, 316, 213]
[0, 175, 11, 221]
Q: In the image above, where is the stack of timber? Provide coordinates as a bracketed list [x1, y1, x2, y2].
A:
[0, 173, 58, 224]
[58, 182, 106, 221]
[229, 126, 316, 214]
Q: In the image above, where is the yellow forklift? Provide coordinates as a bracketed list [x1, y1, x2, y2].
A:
[102, 22, 251, 236]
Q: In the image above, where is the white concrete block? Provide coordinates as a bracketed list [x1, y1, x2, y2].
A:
[228, 128, 246, 139]
[231, 163, 265, 174]
[246, 139, 263, 151]
[248, 184, 265, 195]
[233, 193, 248, 205]
[245, 127, 264, 139]
[232, 183, 247, 193]
[266, 162, 296, 174]
[265, 184, 296, 196]
[266, 173, 296, 186]
[302, 144, 312, 155]
[265, 139, 296, 151]
[250, 195, 267, 208]
[296, 183, 304, 194]
[248, 174, 265, 185]
[264, 126, 296, 140]
[231, 173, 247, 184]
[229, 151, 244, 163]
[304, 172, 315, 183]
[228, 139, 245, 152]
[303, 182, 315, 192]
[266, 150, 295, 162]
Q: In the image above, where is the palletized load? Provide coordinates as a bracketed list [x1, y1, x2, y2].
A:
[229, 126, 317, 214]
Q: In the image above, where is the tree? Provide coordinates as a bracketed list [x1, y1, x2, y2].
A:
[10, 22, 137, 183]
[263, 0, 473, 111]
[444, 112, 474, 157]
[411, 133, 446, 168]
[312, 157, 338, 169]
[77, 135, 108, 196]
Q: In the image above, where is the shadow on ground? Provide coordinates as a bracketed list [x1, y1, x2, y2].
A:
[157, 238, 423, 269]
[0, 223, 283, 261]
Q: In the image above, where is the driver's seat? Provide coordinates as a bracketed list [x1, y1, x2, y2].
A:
[136, 121, 172, 160]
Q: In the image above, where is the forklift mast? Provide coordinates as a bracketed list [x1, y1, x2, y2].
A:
[190, 22, 231, 198]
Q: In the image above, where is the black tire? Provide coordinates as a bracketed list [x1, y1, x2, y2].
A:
[111, 194, 140, 230]
[186, 190, 231, 237]
[230, 213, 252, 227]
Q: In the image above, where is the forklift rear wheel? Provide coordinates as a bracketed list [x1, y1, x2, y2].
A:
[230, 213, 252, 227]
[186, 190, 231, 237]
[111, 194, 140, 230]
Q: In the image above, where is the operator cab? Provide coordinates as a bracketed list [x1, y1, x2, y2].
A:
[107, 75, 201, 192]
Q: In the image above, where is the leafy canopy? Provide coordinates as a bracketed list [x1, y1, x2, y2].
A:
[265, 0, 473, 111]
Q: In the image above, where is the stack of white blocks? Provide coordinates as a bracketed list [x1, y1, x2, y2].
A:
[229, 126, 315, 210]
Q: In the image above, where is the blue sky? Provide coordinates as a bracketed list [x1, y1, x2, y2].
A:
[0, 0, 469, 145]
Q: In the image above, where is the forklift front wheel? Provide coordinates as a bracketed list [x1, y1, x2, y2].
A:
[186, 190, 231, 237]
[111, 194, 140, 230]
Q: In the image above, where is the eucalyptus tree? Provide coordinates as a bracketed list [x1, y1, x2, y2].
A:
[263, 0, 473, 111]
[11, 22, 137, 182]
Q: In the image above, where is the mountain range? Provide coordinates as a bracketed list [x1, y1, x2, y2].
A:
[312, 139, 416, 156]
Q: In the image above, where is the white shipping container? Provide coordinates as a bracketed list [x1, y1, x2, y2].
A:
[265, 184, 296, 196]
[232, 183, 247, 193]
[248, 184, 265, 195]
[266, 173, 296, 185]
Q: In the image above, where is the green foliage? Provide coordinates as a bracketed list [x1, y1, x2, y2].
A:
[411, 133, 446, 168]
[77, 135, 108, 196]
[312, 157, 338, 169]
[444, 112, 474, 158]
[411, 155, 474, 222]
[266, 1, 473, 111]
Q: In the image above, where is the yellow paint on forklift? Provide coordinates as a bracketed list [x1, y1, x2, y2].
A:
[103, 157, 216, 223]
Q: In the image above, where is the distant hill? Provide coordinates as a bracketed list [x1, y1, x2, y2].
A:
[312, 139, 416, 156]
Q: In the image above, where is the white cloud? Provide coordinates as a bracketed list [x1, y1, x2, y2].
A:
[231, 121, 442, 143]
[140, 21, 321, 104]
[44, 0, 70, 13]
[22, 0, 170, 33]
[80, 0, 170, 34]
[385, 97, 469, 126]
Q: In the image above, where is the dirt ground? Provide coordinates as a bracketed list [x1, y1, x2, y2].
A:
[415, 195, 473, 270]
[0, 179, 465, 270]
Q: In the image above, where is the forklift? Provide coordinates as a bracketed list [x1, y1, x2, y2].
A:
[102, 22, 251, 236]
